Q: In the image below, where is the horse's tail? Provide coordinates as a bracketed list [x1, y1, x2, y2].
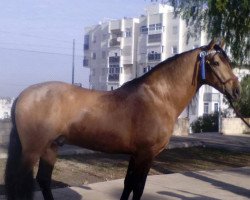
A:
[5, 98, 34, 200]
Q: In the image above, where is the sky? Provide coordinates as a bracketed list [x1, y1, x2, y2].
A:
[0, 0, 151, 97]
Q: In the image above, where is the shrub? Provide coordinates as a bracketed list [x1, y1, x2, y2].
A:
[191, 112, 219, 133]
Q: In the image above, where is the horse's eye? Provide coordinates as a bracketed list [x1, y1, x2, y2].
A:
[213, 61, 219, 66]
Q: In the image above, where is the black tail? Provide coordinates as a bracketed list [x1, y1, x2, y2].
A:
[5, 99, 34, 200]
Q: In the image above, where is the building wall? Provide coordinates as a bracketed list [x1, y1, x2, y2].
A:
[0, 120, 11, 145]
[0, 98, 14, 120]
[222, 118, 250, 135]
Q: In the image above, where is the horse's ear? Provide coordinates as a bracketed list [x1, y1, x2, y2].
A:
[207, 39, 216, 50]
[219, 38, 225, 49]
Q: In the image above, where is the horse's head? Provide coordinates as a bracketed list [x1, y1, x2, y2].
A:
[200, 39, 241, 101]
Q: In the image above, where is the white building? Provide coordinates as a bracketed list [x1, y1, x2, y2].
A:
[0, 97, 14, 120]
[84, 17, 139, 91]
[83, 2, 239, 124]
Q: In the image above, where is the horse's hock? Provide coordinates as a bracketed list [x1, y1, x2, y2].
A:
[0, 120, 11, 145]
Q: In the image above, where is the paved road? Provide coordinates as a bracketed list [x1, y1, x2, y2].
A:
[32, 167, 250, 200]
[1, 133, 250, 199]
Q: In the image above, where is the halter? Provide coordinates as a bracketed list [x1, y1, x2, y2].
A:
[199, 50, 238, 85]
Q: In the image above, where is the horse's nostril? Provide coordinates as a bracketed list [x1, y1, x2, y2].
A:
[234, 88, 241, 98]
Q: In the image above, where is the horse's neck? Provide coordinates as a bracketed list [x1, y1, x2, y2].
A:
[144, 50, 201, 119]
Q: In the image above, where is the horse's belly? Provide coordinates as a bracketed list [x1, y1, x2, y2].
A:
[67, 130, 132, 154]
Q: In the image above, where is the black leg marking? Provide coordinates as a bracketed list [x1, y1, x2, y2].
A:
[120, 155, 153, 200]
[36, 159, 54, 200]
[120, 157, 135, 200]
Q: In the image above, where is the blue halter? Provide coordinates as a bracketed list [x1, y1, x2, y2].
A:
[199, 50, 220, 80]
[199, 51, 207, 80]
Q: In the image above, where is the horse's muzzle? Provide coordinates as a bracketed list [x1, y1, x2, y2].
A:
[226, 84, 241, 101]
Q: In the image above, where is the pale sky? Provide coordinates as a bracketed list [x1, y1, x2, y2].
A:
[0, 0, 151, 97]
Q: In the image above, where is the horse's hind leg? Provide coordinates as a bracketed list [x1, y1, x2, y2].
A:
[36, 144, 57, 200]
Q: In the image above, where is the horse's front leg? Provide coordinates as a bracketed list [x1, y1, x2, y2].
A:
[121, 152, 153, 200]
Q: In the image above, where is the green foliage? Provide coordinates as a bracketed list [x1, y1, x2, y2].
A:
[232, 75, 250, 117]
[191, 112, 219, 133]
[169, 0, 250, 65]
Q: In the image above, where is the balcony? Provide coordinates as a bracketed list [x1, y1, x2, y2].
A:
[148, 34, 162, 43]
[108, 74, 119, 82]
[109, 56, 120, 64]
[148, 53, 161, 61]
[109, 38, 121, 47]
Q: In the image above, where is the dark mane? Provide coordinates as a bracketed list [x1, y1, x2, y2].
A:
[120, 47, 199, 90]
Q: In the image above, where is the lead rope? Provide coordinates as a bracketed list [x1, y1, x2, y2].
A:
[228, 99, 250, 128]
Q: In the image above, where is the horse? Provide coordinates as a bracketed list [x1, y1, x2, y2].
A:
[5, 39, 240, 200]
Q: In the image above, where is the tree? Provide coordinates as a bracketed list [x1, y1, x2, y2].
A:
[169, 0, 250, 65]
[231, 75, 250, 118]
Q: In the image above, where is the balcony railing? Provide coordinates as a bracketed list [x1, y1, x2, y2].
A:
[109, 38, 120, 47]
[148, 53, 161, 61]
[108, 74, 119, 81]
[109, 56, 120, 64]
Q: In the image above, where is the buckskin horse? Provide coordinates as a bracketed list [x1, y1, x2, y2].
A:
[5, 40, 240, 200]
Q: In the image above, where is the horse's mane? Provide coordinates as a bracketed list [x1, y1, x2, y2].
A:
[120, 47, 199, 90]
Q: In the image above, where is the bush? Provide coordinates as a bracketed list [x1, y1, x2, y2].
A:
[191, 112, 219, 133]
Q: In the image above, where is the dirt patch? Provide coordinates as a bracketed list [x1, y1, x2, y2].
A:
[1, 147, 250, 194]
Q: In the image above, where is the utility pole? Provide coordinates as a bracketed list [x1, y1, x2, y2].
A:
[72, 39, 75, 84]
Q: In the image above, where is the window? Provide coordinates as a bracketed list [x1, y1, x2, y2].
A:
[83, 57, 88, 66]
[149, 24, 155, 31]
[84, 35, 89, 50]
[149, 23, 162, 31]
[125, 28, 131, 37]
[109, 65, 122, 74]
[148, 51, 161, 61]
[109, 56, 120, 63]
[214, 103, 219, 112]
[156, 23, 162, 30]
[204, 103, 209, 114]
[148, 34, 161, 43]
[140, 26, 148, 33]
[143, 66, 152, 73]
[172, 46, 178, 54]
